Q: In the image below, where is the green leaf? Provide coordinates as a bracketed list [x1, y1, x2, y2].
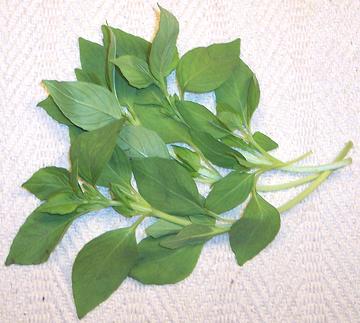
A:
[103, 26, 117, 93]
[37, 96, 73, 126]
[43, 81, 123, 131]
[172, 145, 200, 172]
[177, 100, 228, 139]
[72, 227, 138, 319]
[70, 120, 124, 184]
[205, 172, 254, 213]
[229, 193, 280, 266]
[215, 59, 260, 125]
[97, 146, 132, 187]
[177, 39, 240, 93]
[252, 131, 278, 151]
[160, 224, 216, 249]
[112, 55, 155, 89]
[5, 208, 79, 265]
[117, 125, 170, 159]
[132, 104, 191, 143]
[132, 157, 204, 216]
[22, 166, 73, 200]
[130, 236, 203, 285]
[149, 6, 179, 81]
[110, 183, 137, 217]
[74, 68, 95, 83]
[145, 219, 182, 238]
[78, 37, 107, 86]
[190, 129, 244, 169]
[38, 192, 84, 215]
[216, 102, 242, 131]
[134, 85, 170, 107]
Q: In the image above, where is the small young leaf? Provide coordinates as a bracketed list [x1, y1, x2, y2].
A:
[70, 120, 124, 185]
[78, 37, 107, 86]
[149, 6, 179, 81]
[172, 145, 201, 172]
[22, 166, 73, 200]
[190, 129, 245, 169]
[205, 172, 254, 214]
[72, 227, 138, 319]
[133, 104, 191, 144]
[145, 219, 182, 238]
[117, 125, 170, 159]
[229, 193, 280, 266]
[252, 131, 278, 152]
[103, 26, 118, 93]
[177, 100, 228, 139]
[216, 102, 242, 131]
[132, 157, 204, 216]
[43, 81, 123, 131]
[37, 96, 73, 126]
[160, 224, 216, 249]
[38, 192, 84, 215]
[5, 208, 79, 265]
[130, 236, 203, 285]
[96, 146, 132, 187]
[74, 68, 95, 83]
[112, 55, 155, 89]
[215, 59, 260, 126]
[177, 39, 240, 93]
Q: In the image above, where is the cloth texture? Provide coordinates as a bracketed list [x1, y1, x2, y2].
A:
[1, 0, 360, 322]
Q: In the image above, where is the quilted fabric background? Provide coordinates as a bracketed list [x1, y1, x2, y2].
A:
[1, 0, 360, 322]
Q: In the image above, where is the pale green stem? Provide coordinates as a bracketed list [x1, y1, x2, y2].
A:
[279, 158, 351, 173]
[277, 141, 353, 213]
[205, 209, 236, 224]
[257, 174, 319, 192]
[151, 208, 191, 226]
[130, 215, 146, 230]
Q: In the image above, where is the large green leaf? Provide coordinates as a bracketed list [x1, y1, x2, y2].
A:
[117, 125, 170, 159]
[112, 55, 155, 89]
[133, 104, 191, 143]
[190, 129, 244, 169]
[177, 100, 228, 138]
[215, 59, 260, 125]
[97, 146, 132, 187]
[205, 172, 254, 213]
[37, 96, 73, 126]
[78, 37, 107, 86]
[70, 120, 124, 184]
[149, 6, 179, 82]
[130, 236, 203, 285]
[132, 157, 204, 216]
[72, 227, 138, 319]
[22, 166, 73, 200]
[177, 39, 240, 93]
[229, 193, 280, 266]
[43, 81, 123, 131]
[5, 208, 78, 265]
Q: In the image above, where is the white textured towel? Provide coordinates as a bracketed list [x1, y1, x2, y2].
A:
[1, 1, 359, 322]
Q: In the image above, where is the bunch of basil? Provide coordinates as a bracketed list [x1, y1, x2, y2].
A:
[5, 6, 352, 319]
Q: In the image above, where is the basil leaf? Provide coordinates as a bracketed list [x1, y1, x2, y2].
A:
[145, 219, 182, 238]
[97, 146, 132, 187]
[134, 85, 170, 107]
[130, 236, 203, 285]
[74, 68, 95, 83]
[205, 172, 254, 213]
[132, 157, 204, 216]
[37, 96, 73, 126]
[172, 145, 200, 172]
[216, 102, 242, 131]
[5, 208, 79, 265]
[190, 129, 244, 169]
[117, 125, 170, 159]
[229, 193, 280, 266]
[72, 227, 138, 319]
[70, 120, 124, 184]
[43, 81, 123, 131]
[133, 104, 191, 143]
[103, 26, 117, 93]
[160, 224, 215, 249]
[78, 37, 107, 86]
[149, 6, 179, 81]
[215, 59, 260, 126]
[112, 55, 155, 89]
[38, 192, 84, 215]
[177, 100, 228, 139]
[252, 131, 278, 151]
[189, 214, 215, 225]
[177, 39, 240, 93]
[22, 166, 73, 200]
